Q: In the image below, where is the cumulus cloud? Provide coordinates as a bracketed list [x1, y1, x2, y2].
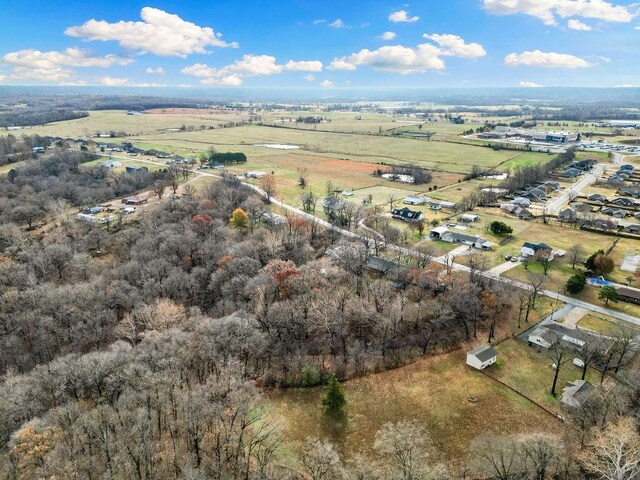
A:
[320, 80, 334, 88]
[389, 10, 420, 23]
[3, 47, 131, 69]
[65, 7, 237, 57]
[520, 81, 543, 87]
[145, 66, 165, 74]
[504, 50, 593, 68]
[379, 31, 397, 40]
[567, 19, 592, 30]
[423, 34, 486, 58]
[329, 19, 346, 28]
[97, 76, 164, 87]
[329, 33, 485, 73]
[2, 47, 132, 84]
[98, 76, 130, 86]
[182, 54, 323, 85]
[483, 0, 635, 26]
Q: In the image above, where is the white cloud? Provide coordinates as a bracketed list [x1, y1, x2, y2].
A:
[483, 0, 635, 26]
[1, 47, 131, 84]
[567, 19, 592, 30]
[520, 80, 543, 87]
[598, 56, 611, 63]
[303, 74, 316, 81]
[329, 19, 346, 28]
[98, 76, 130, 86]
[389, 10, 420, 23]
[423, 34, 486, 58]
[3, 47, 131, 69]
[329, 34, 485, 73]
[614, 84, 637, 88]
[330, 44, 444, 73]
[59, 80, 87, 86]
[320, 80, 334, 88]
[182, 54, 323, 85]
[504, 50, 593, 68]
[65, 7, 237, 57]
[379, 31, 397, 40]
[313, 19, 326, 25]
[145, 66, 165, 74]
[635, 25, 640, 30]
[97, 76, 164, 87]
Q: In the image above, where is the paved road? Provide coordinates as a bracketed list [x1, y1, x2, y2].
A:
[545, 163, 606, 215]
[103, 153, 640, 325]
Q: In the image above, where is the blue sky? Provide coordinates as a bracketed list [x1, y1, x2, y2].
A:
[0, 0, 638, 88]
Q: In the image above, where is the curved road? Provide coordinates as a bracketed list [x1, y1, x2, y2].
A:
[104, 153, 640, 325]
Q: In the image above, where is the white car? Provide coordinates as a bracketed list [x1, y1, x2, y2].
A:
[572, 358, 585, 368]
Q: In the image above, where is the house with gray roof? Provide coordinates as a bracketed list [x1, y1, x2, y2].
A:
[466, 345, 498, 370]
[562, 380, 594, 408]
[441, 231, 493, 250]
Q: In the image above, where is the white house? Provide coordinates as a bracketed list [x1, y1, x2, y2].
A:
[562, 380, 594, 408]
[528, 327, 559, 349]
[466, 345, 498, 370]
[459, 213, 480, 223]
[521, 242, 553, 259]
[403, 196, 430, 205]
[245, 171, 267, 179]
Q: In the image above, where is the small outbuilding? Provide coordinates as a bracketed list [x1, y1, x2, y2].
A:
[459, 213, 480, 223]
[466, 345, 498, 370]
[562, 380, 594, 408]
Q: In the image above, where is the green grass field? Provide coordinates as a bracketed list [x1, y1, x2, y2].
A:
[577, 314, 640, 335]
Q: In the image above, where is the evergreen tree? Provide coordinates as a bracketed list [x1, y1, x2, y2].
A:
[321, 375, 346, 413]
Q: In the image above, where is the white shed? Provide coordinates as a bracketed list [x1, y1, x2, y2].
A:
[466, 345, 498, 370]
[460, 214, 480, 223]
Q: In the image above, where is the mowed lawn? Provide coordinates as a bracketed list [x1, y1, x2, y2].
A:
[266, 349, 562, 465]
[490, 338, 602, 412]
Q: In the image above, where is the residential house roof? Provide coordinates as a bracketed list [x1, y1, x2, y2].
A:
[467, 345, 498, 363]
[392, 207, 423, 221]
[615, 285, 640, 301]
[562, 380, 594, 408]
[522, 242, 552, 253]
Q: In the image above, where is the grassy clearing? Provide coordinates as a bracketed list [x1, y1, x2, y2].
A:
[266, 349, 562, 465]
[491, 338, 601, 411]
[578, 314, 640, 334]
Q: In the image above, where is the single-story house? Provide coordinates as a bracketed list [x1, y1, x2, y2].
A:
[619, 186, 640, 198]
[429, 203, 442, 211]
[76, 213, 99, 223]
[611, 197, 635, 207]
[528, 327, 560, 349]
[441, 231, 493, 250]
[562, 380, 594, 409]
[615, 285, 640, 305]
[122, 207, 135, 214]
[439, 200, 457, 209]
[545, 324, 586, 348]
[322, 196, 345, 211]
[466, 345, 498, 370]
[403, 196, 429, 205]
[527, 187, 548, 200]
[561, 168, 581, 178]
[459, 213, 480, 223]
[125, 165, 149, 174]
[543, 181, 561, 191]
[511, 197, 532, 207]
[32, 146, 45, 154]
[584, 218, 618, 230]
[558, 208, 577, 223]
[514, 206, 533, 220]
[392, 207, 424, 222]
[245, 171, 267, 179]
[429, 226, 449, 239]
[587, 193, 607, 203]
[608, 175, 626, 184]
[602, 207, 626, 218]
[620, 164, 635, 172]
[263, 212, 287, 226]
[623, 224, 640, 234]
[101, 160, 121, 168]
[571, 201, 592, 213]
[87, 206, 103, 215]
[521, 242, 553, 258]
[122, 195, 148, 205]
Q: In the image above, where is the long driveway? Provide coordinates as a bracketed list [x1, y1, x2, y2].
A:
[103, 153, 640, 325]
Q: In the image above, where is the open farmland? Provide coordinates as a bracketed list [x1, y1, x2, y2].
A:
[267, 349, 561, 466]
[14, 109, 251, 137]
[130, 124, 549, 174]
